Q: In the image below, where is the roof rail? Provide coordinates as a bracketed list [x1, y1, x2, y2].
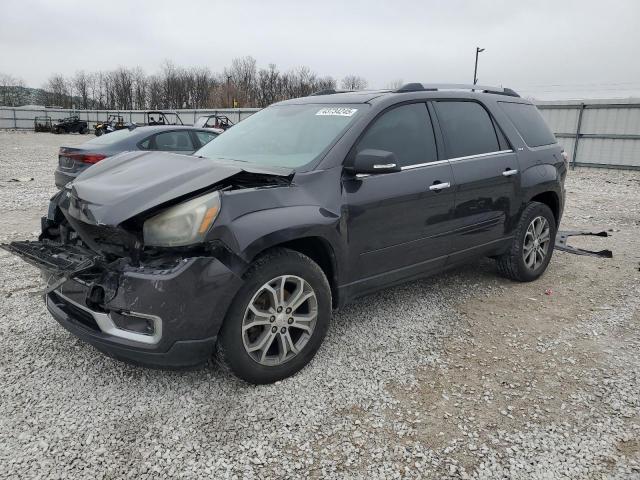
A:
[310, 89, 354, 96]
[395, 83, 520, 97]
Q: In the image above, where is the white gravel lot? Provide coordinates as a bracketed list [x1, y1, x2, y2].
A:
[0, 131, 639, 479]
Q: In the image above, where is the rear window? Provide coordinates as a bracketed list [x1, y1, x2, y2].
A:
[433, 101, 500, 158]
[84, 128, 136, 146]
[499, 102, 556, 147]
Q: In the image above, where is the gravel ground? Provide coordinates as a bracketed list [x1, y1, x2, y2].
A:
[0, 131, 639, 479]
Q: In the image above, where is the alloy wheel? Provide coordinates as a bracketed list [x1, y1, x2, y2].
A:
[242, 275, 318, 366]
[522, 215, 550, 270]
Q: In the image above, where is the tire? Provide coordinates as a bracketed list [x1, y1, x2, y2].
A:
[80, 126, 88, 134]
[495, 202, 557, 282]
[216, 248, 331, 384]
[95, 128, 103, 136]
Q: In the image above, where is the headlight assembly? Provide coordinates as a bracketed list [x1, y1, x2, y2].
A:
[143, 191, 221, 247]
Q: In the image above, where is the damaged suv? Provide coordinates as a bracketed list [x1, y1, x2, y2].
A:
[3, 84, 566, 384]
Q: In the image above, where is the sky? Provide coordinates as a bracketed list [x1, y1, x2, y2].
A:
[1, 0, 639, 100]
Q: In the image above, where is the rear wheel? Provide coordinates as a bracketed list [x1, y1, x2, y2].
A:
[496, 202, 556, 282]
[216, 248, 331, 384]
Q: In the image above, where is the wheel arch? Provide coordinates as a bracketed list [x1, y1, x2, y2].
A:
[249, 236, 340, 309]
[529, 190, 560, 225]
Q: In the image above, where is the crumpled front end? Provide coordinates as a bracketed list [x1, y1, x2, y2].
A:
[2, 154, 296, 367]
[2, 190, 244, 368]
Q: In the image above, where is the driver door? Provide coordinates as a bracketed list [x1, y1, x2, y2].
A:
[343, 102, 456, 291]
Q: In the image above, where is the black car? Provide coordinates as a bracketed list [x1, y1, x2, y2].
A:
[53, 116, 89, 134]
[54, 125, 219, 188]
[3, 83, 566, 384]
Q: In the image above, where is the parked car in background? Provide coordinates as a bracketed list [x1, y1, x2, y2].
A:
[194, 114, 234, 131]
[53, 116, 88, 134]
[94, 115, 127, 136]
[54, 125, 219, 188]
[5, 83, 565, 384]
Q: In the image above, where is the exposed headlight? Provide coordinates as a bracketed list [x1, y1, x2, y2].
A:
[143, 191, 221, 247]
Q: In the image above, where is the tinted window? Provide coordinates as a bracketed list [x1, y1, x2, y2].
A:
[194, 131, 218, 147]
[356, 103, 437, 167]
[434, 101, 500, 158]
[500, 102, 556, 147]
[493, 118, 511, 150]
[152, 131, 194, 152]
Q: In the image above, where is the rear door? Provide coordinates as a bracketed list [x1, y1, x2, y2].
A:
[343, 102, 456, 289]
[432, 100, 520, 259]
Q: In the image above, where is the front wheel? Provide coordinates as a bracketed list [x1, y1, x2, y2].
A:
[216, 248, 331, 384]
[495, 202, 557, 282]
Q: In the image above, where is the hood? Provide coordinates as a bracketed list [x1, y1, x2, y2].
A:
[68, 150, 293, 226]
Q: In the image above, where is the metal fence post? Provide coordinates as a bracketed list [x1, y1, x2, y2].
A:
[571, 103, 585, 170]
[13, 108, 16, 129]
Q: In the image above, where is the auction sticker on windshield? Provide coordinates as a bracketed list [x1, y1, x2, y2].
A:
[316, 107, 358, 117]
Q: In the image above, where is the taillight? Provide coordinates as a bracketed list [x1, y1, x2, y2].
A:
[74, 153, 107, 164]
[59, 148, 107, 165]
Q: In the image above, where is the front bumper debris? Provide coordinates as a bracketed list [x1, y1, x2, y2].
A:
[2, 239, 244, 368]
[555, 230, 613, 258]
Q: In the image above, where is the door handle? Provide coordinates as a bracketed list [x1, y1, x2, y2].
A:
[502, 168, 518, 177]
[429, 181, 451, 191]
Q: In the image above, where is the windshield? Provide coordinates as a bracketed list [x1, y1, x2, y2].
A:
[84, 128, 136, 145]
[195, 104, 364, 168]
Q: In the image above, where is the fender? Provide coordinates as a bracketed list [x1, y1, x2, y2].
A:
[210, 204, 346, 278]
[518, 163, 563, 220]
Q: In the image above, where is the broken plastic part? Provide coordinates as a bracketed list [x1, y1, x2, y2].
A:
[555, 230, 613, 258]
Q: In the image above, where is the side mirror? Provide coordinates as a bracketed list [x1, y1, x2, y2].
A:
[347, 149, 401, 174]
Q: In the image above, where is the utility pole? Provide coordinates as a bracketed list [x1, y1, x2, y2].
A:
[473, 47, 485, 85]
[226, 75, 232, 108]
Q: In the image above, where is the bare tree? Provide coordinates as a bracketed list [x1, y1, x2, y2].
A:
[146, 74, 163, 110]
[341, 75, 368, 90]
[0, 73, 27, 106]
[132, 67, 147, 109]
[384, 79, 404, 89]
[22, 58, 364, 110]
[229, 56, 257, 106]
[45, 74, 70, 107]
[73, 71, 90, 109]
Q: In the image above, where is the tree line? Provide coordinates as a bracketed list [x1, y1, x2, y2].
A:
[1, 57, 371, 109]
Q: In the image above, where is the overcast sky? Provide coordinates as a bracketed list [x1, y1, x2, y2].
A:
[1, 0, 639, 100]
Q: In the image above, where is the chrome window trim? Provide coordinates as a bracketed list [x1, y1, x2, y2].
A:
[49, 290, 162, 345]
[400, 159, 450, 170]
[355, 149, 514, 177]
[447, 149, 513, 163]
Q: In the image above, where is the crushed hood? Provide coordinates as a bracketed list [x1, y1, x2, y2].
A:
[67, 151, 293, 226]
